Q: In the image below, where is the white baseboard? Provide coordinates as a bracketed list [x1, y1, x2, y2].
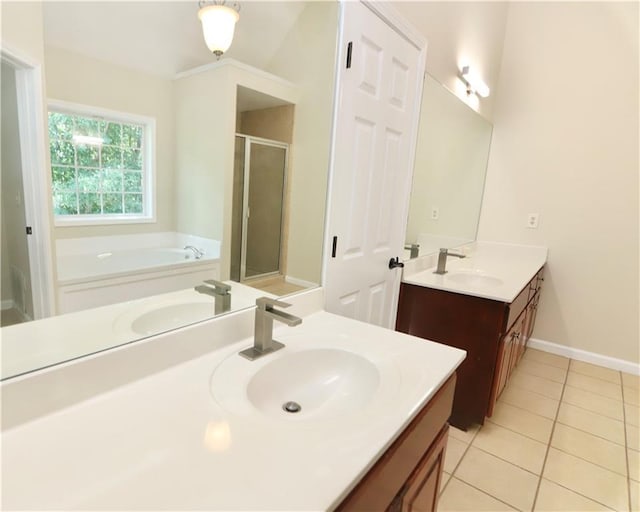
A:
[529, 337, 640, 376]
[1, 299, 15, 311]
[284, 276, 318, 289]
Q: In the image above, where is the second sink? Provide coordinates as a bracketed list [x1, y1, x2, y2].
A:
[446, 270, 503, 287]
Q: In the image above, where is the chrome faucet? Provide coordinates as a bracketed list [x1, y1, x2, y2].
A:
[195, 279, 231, 314]
[184, 245, 204, 259]
[433, 248, 466, 275]
[239, 297, 302, 361]
[404, 243, 420, 259]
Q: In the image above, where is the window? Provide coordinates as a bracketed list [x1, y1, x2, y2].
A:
[47, 102, 155, 225]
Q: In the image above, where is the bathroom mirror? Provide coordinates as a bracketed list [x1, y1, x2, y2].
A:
[0, 1, 338, 379]
[404, 74, 493, 258]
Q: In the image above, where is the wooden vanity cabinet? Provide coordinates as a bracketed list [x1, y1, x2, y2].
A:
[337, 374, 456, 512]
[395, 267, 544, 430]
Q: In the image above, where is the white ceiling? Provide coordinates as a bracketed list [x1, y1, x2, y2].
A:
[42, 1, 308, 77]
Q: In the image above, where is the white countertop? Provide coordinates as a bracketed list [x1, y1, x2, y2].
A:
[1, 289, 465, 510]
[402, 241, 548, 302]
[1, 282, 275, 380]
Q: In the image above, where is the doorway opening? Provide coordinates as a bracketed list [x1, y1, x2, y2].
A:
[1, 50, 55, 325]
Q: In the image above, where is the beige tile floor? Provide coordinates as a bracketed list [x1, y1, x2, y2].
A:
[242, 275, 308, 296]
[439, 348, 640, 512]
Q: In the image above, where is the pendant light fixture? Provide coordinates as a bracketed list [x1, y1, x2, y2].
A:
[198, 1, 240, 59]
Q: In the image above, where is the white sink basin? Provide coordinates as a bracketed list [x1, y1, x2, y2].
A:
[131, 302, 214, 335]
[245, 349, 379, 419]
[446, 270, 503, 287]
[210, 341, 399, 422]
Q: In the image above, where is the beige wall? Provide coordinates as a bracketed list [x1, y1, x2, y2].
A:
[238, 105, 294, 144]
[1, 2, 46, 64]
[393, 1, 509, 121]
[266, 1, 338, 285]
[44, 46, 176, 239]
[477, 2, 639, 363]
[174, 65, 233, 248]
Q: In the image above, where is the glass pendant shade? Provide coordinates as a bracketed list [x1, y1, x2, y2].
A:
[198, 5, 240, 57]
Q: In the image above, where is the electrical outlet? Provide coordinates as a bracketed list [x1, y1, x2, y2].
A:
[527, 213, 539, 229]
[431, 207, 439, 220]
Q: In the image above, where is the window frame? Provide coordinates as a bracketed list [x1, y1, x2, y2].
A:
[47, 99, 156, 227]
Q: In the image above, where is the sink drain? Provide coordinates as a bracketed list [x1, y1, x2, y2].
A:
[282, 401, 302, 413]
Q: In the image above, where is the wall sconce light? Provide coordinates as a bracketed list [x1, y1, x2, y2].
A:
[460, 66, 490, 98]
[198, 1, 240, 60]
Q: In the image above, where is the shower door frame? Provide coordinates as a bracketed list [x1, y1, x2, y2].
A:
[235, 133, 290, 283]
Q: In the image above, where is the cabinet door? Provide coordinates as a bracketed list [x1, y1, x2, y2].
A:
[497, 330, 516, 398]
[400, 425, 449, 512]
[524, 292, 540, 345]
[510, 314, 527, 370]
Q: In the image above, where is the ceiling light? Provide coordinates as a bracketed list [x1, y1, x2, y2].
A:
[198, 1, 240, 60]
[460, 66, 490, 98]
[72, 135, 103, 146]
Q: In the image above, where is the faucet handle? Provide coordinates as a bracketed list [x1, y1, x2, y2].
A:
[256, 296, 291, 310]
[204, 279, 231, 294]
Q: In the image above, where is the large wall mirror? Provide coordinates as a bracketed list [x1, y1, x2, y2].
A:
[404, 74, 493, 258]
[0, 1, 338, 379]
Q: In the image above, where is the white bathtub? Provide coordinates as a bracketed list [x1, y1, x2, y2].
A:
[56, 232, 220, 314]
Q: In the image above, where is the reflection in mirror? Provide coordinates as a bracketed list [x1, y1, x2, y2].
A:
[0, 1, 338, 380]
[404, 74, 492, 259]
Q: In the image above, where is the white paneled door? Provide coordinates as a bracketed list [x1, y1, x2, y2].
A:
[324, 2, 426, 328]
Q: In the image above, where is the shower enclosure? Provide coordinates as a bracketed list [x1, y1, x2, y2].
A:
[231, 134, 288, 282]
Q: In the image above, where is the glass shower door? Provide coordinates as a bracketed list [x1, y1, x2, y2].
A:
[232, 135, 288, 282]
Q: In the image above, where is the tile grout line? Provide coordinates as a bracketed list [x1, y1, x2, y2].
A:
[530, 356, 571, 511]
[446, 475, 524, 511]
[484, 417, 629, 475]
[498, 397, 557, 422]
[508, 379, 563, 401]
[485, 417, 551, 445]
[553, 417, 626, 447]
[440, 427, 480, 496]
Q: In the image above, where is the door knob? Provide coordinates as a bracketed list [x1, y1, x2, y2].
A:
[389, 257, 404, 269]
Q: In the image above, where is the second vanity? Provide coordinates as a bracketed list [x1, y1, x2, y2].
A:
[1, 288, 465, 510]
[397, 241, 547, 429]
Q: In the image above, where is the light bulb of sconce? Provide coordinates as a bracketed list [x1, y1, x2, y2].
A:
[461, 65, 490, 98]
[203, 420, 232, 452]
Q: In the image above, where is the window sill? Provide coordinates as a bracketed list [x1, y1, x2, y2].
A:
[54, 215, 156, 227]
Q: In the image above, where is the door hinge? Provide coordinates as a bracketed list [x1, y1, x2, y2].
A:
[26, 226, 32, 235]
[346, 42, 353, 69]
[331, 236, 337, 258]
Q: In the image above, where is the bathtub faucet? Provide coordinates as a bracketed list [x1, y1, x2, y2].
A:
[184, 245, 204, 259]
[195, 279, 231, 314]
